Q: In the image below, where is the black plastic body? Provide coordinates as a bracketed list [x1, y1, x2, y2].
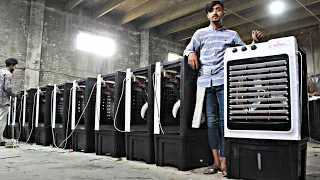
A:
[53, 83, 73, 148]
[95, 71, 126, 157]
[309, 99, 320, 141]
[35, 86, 54, 146]
[154, 58, 213, 170]
[226, 138, 308, 180]
[72, 77, 96, 153]
[125, 65, 155, 164]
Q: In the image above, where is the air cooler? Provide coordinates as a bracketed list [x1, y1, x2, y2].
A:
[52, 83, 73, 148]
[21, 88, 37, 142]
[4, 97, 14, 139]
[71, 78, 96, 153]
[125, 65, 155, 164]
[153, 58, 213, 171]
[94, 72, 126, 157]
[9, 92, 25, 140]
[309, 98, 320, 141]
[224, 36, 309, 180]
[35, 86, 54, 146]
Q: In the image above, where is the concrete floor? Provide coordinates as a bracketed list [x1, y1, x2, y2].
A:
[0, 140, 319, 180]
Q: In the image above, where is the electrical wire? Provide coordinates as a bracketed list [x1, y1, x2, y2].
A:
[152, 72, 164, 134]
[62, 88, 72, 149]
[50, 90, 59, 148]
[25, 93, 37, 143]
[113, 78, 127, 133]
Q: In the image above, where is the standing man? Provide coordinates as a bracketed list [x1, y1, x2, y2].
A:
[184, 1, 263, 176]
[0, 58, 19, 146]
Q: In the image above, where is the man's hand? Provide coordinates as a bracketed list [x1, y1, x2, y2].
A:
[188, 52, 199, 70]
[15, 91, 21, 97]
[252, 30, 263, 43]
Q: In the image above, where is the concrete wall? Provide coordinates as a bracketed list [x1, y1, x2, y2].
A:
[149, 36, 185, 65]
[0, 0, 30, 91]
[40, 1, 140, 87]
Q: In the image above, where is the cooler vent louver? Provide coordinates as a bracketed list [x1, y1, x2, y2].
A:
[227, 54, 291, 131]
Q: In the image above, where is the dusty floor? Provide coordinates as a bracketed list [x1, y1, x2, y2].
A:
[0, 140, 319, 180]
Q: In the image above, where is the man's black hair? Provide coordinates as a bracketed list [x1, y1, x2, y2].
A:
[205, 1, 225, 14]
[5, 58, 18, 67]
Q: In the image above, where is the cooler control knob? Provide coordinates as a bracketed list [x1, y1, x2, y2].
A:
[241, 46, 247, 51]
[251, 45, 257, 50]
[232, 48, 238, 53]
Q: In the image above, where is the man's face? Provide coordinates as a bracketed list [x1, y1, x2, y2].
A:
[207, 4, 225, 23]
[9, 65, 16, 73]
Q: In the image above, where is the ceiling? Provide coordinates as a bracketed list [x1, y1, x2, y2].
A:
[62, 0, 320, 44]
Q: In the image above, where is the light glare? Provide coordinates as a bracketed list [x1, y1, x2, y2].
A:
[269, 1, 285, 15]
[77, 32, 115, 57]
[168, 52, 183, 61]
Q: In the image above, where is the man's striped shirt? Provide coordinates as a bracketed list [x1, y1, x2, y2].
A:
[184, 25, 245, 87]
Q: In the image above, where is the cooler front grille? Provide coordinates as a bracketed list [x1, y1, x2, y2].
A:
[227, 54, 291, 131]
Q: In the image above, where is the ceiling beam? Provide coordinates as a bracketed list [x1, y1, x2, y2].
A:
[138, 0, 217, 30]
[173, 0, 320, 42]
[241, 16, 320, 41]
[224, 0, 320, 28]
[236, 3, 320, 40]
[158, 0, 270, 36]
[121, 0, 170, 24]
[94, 0, 125, 19]
[65, 0, 83, 11]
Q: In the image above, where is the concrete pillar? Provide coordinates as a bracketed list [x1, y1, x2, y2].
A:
[24, 0, 45, 89]
[140, 29, 149, 67]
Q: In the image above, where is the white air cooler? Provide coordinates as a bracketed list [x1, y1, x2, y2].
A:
[224, 36, 302, 140]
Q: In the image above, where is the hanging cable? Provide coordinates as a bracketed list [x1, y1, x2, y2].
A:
[153, 72, 164, 134]
[26, 93, 37, 143]
[113, 78, 127, 133]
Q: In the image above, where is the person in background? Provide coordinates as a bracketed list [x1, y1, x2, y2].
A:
[0, 58, 19, 146]
[184, 1, 263, 177]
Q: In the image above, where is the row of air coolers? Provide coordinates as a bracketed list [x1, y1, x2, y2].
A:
[224, 36, 309, 141]
[71, 78, 97, 153]
[124, 65, 155, 164]
[35, 86, 54, 146]
[152, 59, 213, 171]
[95, 72, 126, 157]
[52, 83, 73, 148]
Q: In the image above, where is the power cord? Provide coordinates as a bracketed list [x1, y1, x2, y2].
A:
[26, 93, 37, 143]
[113, 78, 127, 133]
[50, 90, 59, 148]
[152, 72, 164, 134]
